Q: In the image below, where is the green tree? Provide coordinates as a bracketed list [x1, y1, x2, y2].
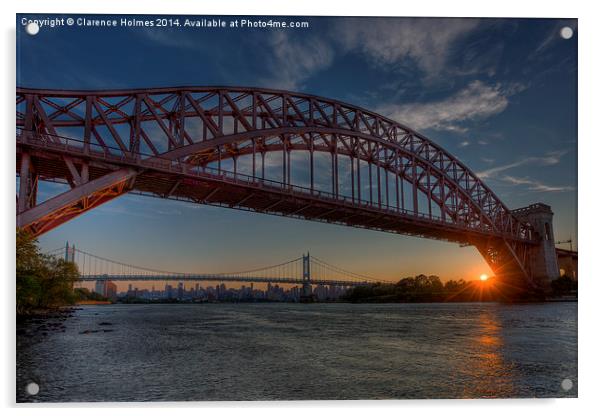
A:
[343, 273, 500, 302]
[37, 257, 79, 308]
[427, 275, 444, 293]
[16, 229, 80, 314]
[74, 287, 108, 302]
[16, 229, 44, 314]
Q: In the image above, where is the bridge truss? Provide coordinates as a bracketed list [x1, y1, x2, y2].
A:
[17, 86, 539, 289]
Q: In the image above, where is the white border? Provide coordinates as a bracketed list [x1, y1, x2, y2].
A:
[2, 0, 600, 414]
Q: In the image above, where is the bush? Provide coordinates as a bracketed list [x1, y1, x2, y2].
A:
[16, 229, 80, 314]
[550, 275, 577, 296]
[74, 287, 108, 302]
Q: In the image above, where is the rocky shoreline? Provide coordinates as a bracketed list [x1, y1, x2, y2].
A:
[16, 307, 79, 338]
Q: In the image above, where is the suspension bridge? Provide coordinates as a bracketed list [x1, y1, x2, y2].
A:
[45, 244, 381, 298]
[17, 86, 563, 294]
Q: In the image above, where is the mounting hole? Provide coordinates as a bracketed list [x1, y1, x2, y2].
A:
[25, 382, 39, 395]
[560, 27, 573, 40]
[25, 22, 40, 36]
[561, 378, 573, 391]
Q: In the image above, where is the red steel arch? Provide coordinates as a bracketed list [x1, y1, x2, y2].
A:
[15, 86, 539, 289]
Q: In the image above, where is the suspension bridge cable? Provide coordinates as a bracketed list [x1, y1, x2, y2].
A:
[71, 247, 304, 279]
[54, 245, 376, 285]
[214, 256, 303, 277]
[42, 247, 65, 256]
[310, 255, 385, 283]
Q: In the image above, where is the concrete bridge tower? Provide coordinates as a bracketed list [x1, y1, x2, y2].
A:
[300, 252, 313, 302]
[512, 203, 560, 286]
[64, 241, 75, 262]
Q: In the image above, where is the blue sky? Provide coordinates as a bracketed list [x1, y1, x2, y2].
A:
[17, 15, 577, 282]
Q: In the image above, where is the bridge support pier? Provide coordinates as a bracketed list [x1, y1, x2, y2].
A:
[17, 152, 38, 214]
[512, 203, 560, 288]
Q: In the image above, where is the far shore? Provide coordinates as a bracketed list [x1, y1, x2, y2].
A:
[75, 300, 112, 305]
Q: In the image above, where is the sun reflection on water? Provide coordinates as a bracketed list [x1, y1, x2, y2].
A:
[460, 310, 517, 398]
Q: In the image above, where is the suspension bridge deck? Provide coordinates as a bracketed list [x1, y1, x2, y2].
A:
[48, 244, 383, 287]
[79, 274, 369, 286]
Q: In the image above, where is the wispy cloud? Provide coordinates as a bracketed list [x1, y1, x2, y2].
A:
[333, 18, 480, 79]
[261, 18, 483, 90]
[378, 80, 525, 133]
[261, 31, 335, 90]
[476, 150, 567, 179]
[500, 175, 575, 193]
[134, 17, 484, 91]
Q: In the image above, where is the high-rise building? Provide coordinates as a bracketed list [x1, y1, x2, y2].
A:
[94, 280, 106, 296]
[105, 281, 117, 300]
[177, 282, 184, 300]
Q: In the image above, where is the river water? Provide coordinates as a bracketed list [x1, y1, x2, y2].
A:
[16, 302, 577, 402]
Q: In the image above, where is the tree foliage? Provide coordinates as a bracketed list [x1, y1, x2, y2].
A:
[343, 274, 499, 302]
[74, 287, 108, 302]
[550, 275, 577, 296]
[16, 229, 80, 315]
[343, 273, 578, 302]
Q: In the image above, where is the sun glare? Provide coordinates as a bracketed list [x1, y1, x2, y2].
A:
[480, 274, 489, 281]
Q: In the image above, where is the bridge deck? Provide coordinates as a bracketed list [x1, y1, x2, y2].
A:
[79, 274, 367, 287]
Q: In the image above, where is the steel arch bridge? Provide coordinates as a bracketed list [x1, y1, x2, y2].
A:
[16, 86, 552, 291]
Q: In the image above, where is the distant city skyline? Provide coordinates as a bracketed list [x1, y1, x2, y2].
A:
[85, 280, 349, 302]
[17, 15, 578, 283]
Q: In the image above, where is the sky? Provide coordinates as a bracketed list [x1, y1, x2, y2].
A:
[16, 15, 578, 284]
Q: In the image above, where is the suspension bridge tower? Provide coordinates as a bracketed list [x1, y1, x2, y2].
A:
[64, 241, 75, 262]
[300, 252, 314, 303]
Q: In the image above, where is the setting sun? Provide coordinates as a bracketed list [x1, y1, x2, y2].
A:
[480, 274, 489, 281]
